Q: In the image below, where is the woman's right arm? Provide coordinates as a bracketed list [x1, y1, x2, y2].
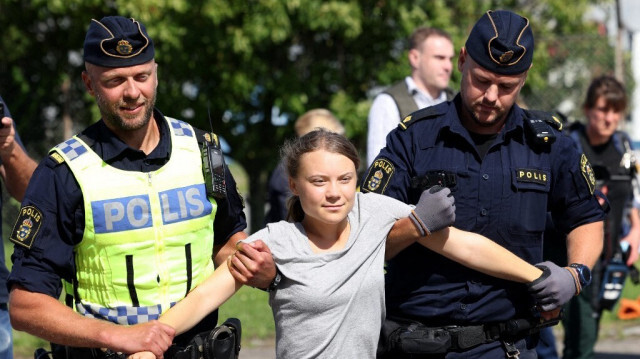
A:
[417, 227, 543, 283]
[159, 261, 243, 335]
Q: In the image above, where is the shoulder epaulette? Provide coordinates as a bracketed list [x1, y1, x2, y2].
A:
[48, 152, 66, 165]
[398, 105, 447, 131]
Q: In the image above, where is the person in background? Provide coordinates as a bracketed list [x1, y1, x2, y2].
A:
[265, 108, 344, 223]
[542, 75, 640, 359]
[0, 97, 38, 359]
[362, 10, 605, 358]
[7, 16, 274, 358]
[366, 26, 455, 166]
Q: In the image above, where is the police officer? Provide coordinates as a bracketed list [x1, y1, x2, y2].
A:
[361, 10, 605, 358]
[547, 76, 640, 359]
[7, 16, 275, 358]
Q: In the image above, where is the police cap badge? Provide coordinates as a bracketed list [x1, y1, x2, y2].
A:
[83, 16, 154, 67]
[465, 10, 534, 75]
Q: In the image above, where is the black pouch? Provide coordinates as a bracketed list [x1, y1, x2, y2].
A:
[378, 316, 451, 355]
[203, 318, 242, 359]
[170, 317, 242, 359]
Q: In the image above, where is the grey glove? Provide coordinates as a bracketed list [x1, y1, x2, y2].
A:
[409, 185, 455, 236]
[527, 261, 578, 312]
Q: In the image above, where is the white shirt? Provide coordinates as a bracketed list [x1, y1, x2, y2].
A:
[366, 76, 448, 166]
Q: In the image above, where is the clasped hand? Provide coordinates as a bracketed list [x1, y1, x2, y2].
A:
[117, 320, 174, 358]
[527, 261, 578, 314]
[410, 185, 456, 236]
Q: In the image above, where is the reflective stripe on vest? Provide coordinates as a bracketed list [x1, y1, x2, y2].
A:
[53, 117, 217, 324]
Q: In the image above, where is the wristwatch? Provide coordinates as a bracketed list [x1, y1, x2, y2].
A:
[569, 263, 592, 288]
[259, 268, 282, 292]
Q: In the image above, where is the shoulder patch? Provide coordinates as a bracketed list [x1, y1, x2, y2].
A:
[10, 205, 44, 249]
[361, 158, 395, 194]
[580, 153, 596, 195]
[398, 105, 446, 131]
[49, 152, 65, 164]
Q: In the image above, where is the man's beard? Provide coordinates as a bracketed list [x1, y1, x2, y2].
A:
[96, 90, 156, 132]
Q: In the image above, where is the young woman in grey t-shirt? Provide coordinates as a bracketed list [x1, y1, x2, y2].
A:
[130, 130, 553, 359]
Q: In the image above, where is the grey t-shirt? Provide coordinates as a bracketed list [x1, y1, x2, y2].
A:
[245, 192, 412, 358]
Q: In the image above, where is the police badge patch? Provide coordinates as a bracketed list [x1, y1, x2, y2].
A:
[361, 158, 395, 194]
[580, 153, 596, 195]
[10, 205, 43, 249]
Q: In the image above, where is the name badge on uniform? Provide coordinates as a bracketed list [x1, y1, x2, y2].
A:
[362, 158, 394, 194]
[516, 168, 548, 185]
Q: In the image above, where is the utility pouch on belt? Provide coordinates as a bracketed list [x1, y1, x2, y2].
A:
[169, 318, 242, 359]
[378, 316, 452, 355]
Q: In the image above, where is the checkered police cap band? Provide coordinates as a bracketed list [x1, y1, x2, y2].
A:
[465, 10, 534, 75]
[83, 16, 154, 68]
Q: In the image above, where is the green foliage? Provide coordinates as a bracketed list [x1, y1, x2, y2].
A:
[0, 0, 618, 232]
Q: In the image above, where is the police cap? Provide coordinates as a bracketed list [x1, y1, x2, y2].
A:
[465, 10, 533, 75]
[83, 16, 154, 68]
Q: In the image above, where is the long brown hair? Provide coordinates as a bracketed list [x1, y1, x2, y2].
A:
[281, 129, 360, 222]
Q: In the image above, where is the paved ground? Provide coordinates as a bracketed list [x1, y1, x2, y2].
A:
[238, 323, 640, 359]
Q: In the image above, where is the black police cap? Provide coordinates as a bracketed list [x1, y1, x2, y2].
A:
[465, 10, 533, 75]
[83, 16, 154, 68]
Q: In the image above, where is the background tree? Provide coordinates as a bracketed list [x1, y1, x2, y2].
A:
[0, 0, 613, 232]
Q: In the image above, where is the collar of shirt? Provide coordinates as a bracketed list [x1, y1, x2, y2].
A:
[82, 108, 172, 166]
[405, 76, 448, 108]
[444, 95, 526, 143]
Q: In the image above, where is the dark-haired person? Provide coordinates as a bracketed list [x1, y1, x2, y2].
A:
[7, 16, 274, 358]
[367, 26, 455, 166]
[362, 10, 606, 358]
[545, 75, 640, 359]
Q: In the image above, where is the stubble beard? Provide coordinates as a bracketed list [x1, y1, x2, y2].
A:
[96, 90, 157, 132]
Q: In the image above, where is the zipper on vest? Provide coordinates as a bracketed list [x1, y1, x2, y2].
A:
[148, 172, 152, 186]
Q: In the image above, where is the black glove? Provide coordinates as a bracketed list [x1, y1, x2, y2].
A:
[409, 185, 455, 236]
[527, 261, 578, 312]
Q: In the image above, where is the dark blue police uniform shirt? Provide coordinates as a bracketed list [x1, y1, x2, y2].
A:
[8, 109, 247, 298]
[363, 96, 605, 324]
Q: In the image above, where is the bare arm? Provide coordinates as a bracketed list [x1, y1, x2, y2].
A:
[385, 217, 423, 260]
[385, 215, 542, 282]
[9, 286, 174, 356]
[417, 227, 543, 283]
[0, 117, 37, 201]
[159, 263, 242, 335]
[566, 220, 604, 269]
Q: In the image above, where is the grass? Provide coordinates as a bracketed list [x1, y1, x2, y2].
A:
[601, 273, 640, 324]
